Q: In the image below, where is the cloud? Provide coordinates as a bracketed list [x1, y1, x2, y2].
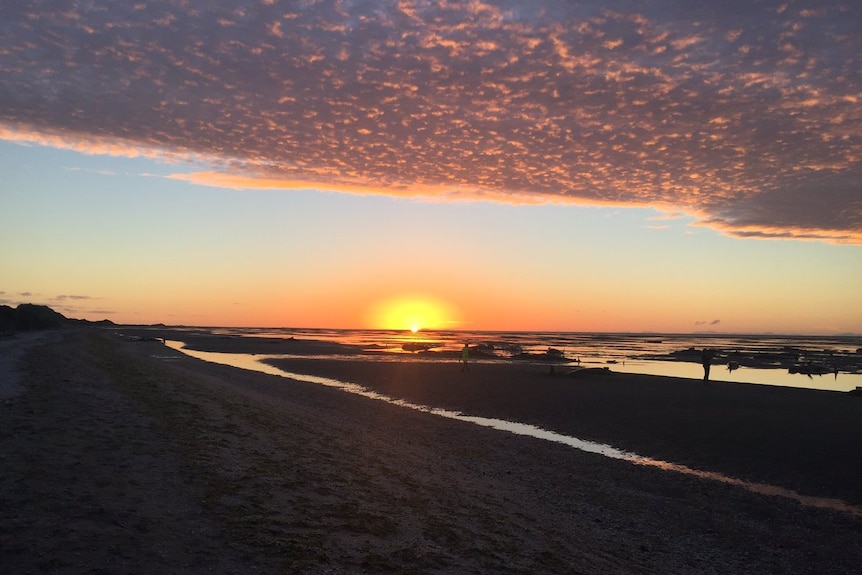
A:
[47, 295, 111, 319]
[1, 1, 860, 243]
[695, 319, 721, 326]
[649, 213, 687, 222]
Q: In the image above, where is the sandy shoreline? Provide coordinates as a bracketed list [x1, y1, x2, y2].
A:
[261, 356, 862, 508]
[154, 327, 862, 507]
[2, 328, 862, 573]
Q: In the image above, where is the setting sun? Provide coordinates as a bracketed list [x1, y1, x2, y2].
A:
[367, 295, 460, 331]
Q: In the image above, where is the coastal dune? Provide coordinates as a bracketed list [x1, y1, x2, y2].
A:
[2, 328, 861, 573]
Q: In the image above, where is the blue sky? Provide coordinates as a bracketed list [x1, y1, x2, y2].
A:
[3, 140, 860, 333]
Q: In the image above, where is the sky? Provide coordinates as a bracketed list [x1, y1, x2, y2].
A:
[1, 0, 861, 334]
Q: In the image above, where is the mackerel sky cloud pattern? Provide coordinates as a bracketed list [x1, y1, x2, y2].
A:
[2, 0, 860, 242]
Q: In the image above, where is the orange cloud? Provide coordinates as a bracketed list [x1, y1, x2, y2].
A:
[1, 0, 859, 243]
[0, 125, 182, 162]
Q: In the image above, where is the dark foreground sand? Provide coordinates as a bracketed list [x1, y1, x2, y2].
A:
[263, 356, 862, 508]
[2, 328, 861, 574]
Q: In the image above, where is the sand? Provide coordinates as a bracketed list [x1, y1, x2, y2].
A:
[2, 327, 862, 574]
[0, 331, 57, 400]
[262, 356, 862, 508]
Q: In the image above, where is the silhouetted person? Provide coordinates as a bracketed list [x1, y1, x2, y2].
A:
[701, 348, 716, 381]
[460, 343, 470, 372]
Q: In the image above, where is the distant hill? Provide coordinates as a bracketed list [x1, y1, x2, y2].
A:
[0, 303, 114, 334]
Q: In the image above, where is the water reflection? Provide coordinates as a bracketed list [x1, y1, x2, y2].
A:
[164, 340, 862, 518]
[613, 359, 858, 391]
[197, 326, 862, 392]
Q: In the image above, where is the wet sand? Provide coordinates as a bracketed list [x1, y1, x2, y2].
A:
[2, 328, 862, 573]
[263, 356, 862, 508]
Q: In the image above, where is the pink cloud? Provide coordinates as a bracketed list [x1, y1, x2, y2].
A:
[1, 0, 860, 243]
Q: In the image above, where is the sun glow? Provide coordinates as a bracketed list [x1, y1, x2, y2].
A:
[367, 295, 460, 331]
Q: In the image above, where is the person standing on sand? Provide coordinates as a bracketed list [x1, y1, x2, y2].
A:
[460, 343, 470, 372]
[701, 348, 716, 381]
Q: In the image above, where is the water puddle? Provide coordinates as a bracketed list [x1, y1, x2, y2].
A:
[163, 340, 862, 518]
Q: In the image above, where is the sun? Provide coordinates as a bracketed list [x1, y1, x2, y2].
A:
[367, 295, 459, 331]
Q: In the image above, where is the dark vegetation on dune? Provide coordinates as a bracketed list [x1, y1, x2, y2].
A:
[0, 303, 113, 335]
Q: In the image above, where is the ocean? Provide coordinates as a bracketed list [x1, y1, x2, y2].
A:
[181, 327, 862, 392]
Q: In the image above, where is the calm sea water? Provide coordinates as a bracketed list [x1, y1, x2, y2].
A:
[199, 327, 862, 392]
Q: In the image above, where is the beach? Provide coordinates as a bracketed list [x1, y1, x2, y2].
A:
[261, 356, 862, 508]
[2, 328, 862, 573]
